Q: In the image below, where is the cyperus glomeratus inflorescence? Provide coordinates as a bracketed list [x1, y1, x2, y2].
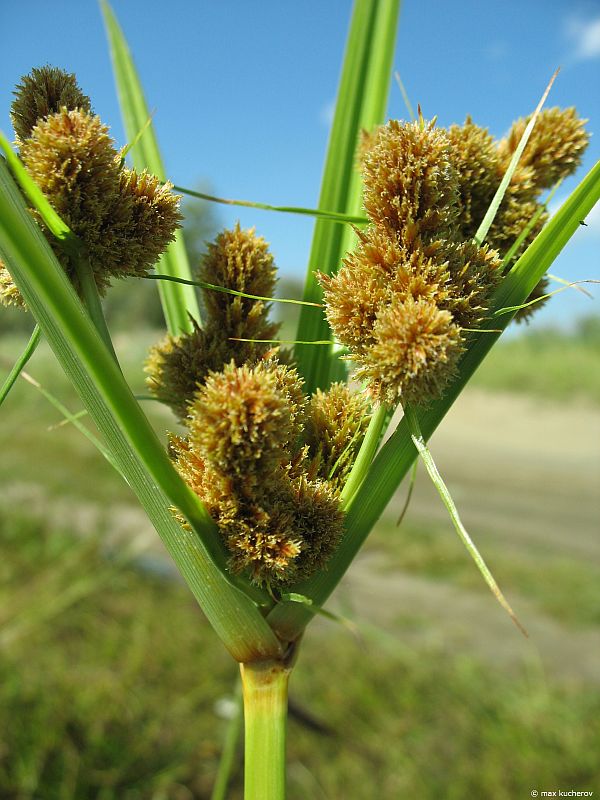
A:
[0, 65, 181, 307]
[148, 226, 371, 587]
[321, 108, 588, 406]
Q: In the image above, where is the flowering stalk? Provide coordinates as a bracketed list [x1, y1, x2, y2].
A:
[1, 4, 597, 797]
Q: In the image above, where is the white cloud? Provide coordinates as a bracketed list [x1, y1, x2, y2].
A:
[566, 15, 600, 60]
[484, 40, 509, 62]
[319, 99, 335, 128]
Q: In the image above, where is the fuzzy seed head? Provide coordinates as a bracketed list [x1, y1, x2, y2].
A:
[488, 195, 547, 268]
[447, 117, 500, 238]
[498, 107, 589, 191]
[113, 168, 182, 280]
[145, 324, 215, 421]
[355, 295, 463, 407]
[20, 109, 121, 225]
[361, 120, 460, 242]
[283, 476, 344, 582]
[168, 351, 354, 586]
[16, 109, 181, 295]
[11, 65, 92, 142]
[442, 240, 502, 329]
[200, 224, 276, 321]
[146, 225, 280, 418]
[0, 261, 26, 308]
[305, 383, 371, 488]
[187, 360, 304, 487]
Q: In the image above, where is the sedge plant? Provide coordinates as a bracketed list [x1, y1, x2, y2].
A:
[0, 2, 598, 798]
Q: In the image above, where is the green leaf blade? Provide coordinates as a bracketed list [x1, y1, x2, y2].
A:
[294, 0, 401, 394]
[100, 0, 200, 335]
[268, 158, 600, 641]
[0, 157, 280, 662]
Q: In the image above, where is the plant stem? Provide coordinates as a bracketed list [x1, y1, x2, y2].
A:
[341, 403, 390, 507]
[240, 659, 292, 800]
[0, 324, 41, 408]
[76, 255, 119, 362]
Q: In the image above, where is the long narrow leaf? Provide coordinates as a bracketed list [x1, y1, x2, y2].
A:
[0, 158, 280, 662]
[20, 369, 118, 470]
[100, 0, 200, 335]
[295, 0, 401, 393]
[404, 404, 526, 635]
[144, 274, 323, 308]
[0, 325, 41, 407]
[473, 69, 558, 245]
[175, 185, 368, 225]
[268, 159, 600, 641]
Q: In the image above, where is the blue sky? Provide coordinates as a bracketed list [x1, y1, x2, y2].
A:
[1, 0, 598, 329]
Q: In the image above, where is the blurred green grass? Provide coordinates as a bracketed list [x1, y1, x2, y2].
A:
[2, 515, 599, 800]
[1, 317, 599, 798]
[470, 315, 600, 404]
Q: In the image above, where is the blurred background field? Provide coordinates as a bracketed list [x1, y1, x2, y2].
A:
[1, 302, 599, 799]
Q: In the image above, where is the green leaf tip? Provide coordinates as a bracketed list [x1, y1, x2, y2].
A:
[403, 404, 528, 637]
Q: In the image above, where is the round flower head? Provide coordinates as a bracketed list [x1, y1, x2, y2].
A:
[146, 225, 280, 419]
[282, 476, 344, 582]
[356, 295, 463, 407]
[224, 504, 302, 584]
[304, 383, 371, 488]
[187, 360, 305, 488]
[319, 234, 391, 352]
[170, 355, 351, 587]
[20, 110, 181, 292]
[200, 223, 277, 322]
[2, 67, 181, 307]
[11, 65, 91, 142]
[442, 240, 501, 330]
[361, 119, 460, 243]
[498, 107, 589, 192]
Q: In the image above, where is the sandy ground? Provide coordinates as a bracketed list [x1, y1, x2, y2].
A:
[326, 390, 600, 683]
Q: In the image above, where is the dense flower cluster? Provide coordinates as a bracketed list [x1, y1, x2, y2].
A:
[146, 225, 281, 420]
[322, 119, 501, 406]
[149, 226, 371, 586]
[321, 108, 588, 405]
[449, 107, 588, 317]
[0, 66, 181, 307]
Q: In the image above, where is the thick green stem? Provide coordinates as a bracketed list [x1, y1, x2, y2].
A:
[240, 659, 291, 800]
[75, 255, 119, 362]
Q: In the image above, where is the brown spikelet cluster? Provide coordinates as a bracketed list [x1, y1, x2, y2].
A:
[171, 360, 355, 586]
[147, 225, 372, 584]
[11, 65, 92, 142]
[146, 224, 281, 420]
[304, 383, 371, 490]
[0, 66, 181, 308]
[322, 106, 589, 406]
[449, 107, 589, 318]
[322, 119, 501, 407]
